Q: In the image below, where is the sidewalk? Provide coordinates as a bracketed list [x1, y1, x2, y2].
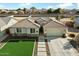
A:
[37, 35, 47, 56]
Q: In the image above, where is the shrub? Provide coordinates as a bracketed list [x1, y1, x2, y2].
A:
[76, 27, 79, 29]
[62, 34, 66, 38]
[65, 21, 74, 27]
[69, 34, 75, 38]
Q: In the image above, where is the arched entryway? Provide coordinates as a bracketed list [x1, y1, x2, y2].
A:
[39, 26, 44, 35]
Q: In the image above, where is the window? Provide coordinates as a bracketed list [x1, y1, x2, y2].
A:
[30, 28, 35, 33]
[16, 28, 21, 33]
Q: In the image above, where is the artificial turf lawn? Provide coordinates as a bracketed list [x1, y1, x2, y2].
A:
[0, 39, 34, 56]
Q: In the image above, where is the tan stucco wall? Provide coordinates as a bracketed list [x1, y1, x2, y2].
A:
[9, 27, 39, 35]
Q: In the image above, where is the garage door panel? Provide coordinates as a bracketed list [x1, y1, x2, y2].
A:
[45, 28, 65, 36]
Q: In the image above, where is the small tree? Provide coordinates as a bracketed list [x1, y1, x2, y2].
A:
[1, 11, 7, 14]
[56, 16, 61, 21]
[16, 8, 21, 11]
[30, 7, 36, 10]
[30, 7, 36, 14]
[62, 34, 66, 38]
[65, 21, 74, 27]
[23, 8, 27, 14]
[69, 34, 75, 38]
[53, 8, 61, 14]
[47, 8, 53, 14]
[76, 27, 79, 29]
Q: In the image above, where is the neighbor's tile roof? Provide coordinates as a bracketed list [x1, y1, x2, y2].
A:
[0, 15, 18, 26]
[0, 17, 11, 27]
[0, 17, 11, 28]
[0, 18, 6, 27]
[0, 16, 20, 31]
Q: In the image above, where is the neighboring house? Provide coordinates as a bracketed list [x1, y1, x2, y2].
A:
[43, 17, 67, 37]
[0, 15, 21, 39]
[60, 18, 72, 24]
[0, 15, 19, 31]
[9, 18, 40, 37]
[74, 16, 79, 28]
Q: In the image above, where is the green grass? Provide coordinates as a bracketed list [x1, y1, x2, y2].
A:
[0, 39, 34, 56]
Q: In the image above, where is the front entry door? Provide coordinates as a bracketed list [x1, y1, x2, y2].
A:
[6, 29, 10, 35]
[39, 26, 44, 35]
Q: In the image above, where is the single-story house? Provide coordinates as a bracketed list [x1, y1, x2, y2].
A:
[9, 18, 40, 37]
[0, 15, 67, 38]
[43, 17, 67, 37]
[74, 16, 79, 28]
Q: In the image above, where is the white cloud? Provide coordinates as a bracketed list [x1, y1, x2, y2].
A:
[19, 3, 32, 8]
[77, 3, 79, 8]
[47, 3, 75, 9]
[20, 3, 31, 7]
[47, 6, 53, 9]
[57, 3, 73, 9]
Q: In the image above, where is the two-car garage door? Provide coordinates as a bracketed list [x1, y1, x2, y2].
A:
[44, 28, 65, 37]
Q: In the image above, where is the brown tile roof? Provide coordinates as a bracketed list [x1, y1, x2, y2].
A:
[43, 17, 66, 28]
[11, 18, 40, 28]
[29, 17, 51, 26]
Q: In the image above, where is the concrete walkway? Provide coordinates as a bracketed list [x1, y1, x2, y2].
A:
[37, 35, 47, 56]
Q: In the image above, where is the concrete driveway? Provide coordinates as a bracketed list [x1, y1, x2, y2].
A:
[46, 37, 79, 56]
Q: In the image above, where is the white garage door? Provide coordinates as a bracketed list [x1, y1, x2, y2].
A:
[45, 28, 65, 36]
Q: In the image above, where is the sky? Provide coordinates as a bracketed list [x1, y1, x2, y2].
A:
[0, 3, 78, 9]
